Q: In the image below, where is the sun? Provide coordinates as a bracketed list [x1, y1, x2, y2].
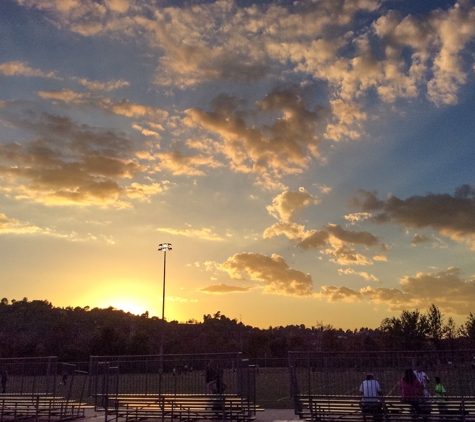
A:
[108, 298, 147, 316]
[79, 279, 161, 317]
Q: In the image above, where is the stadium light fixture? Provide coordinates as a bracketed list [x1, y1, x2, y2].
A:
[158, 243, 172, 323]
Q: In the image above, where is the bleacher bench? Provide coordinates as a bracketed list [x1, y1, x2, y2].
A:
[98, 393, 263, 422]
[0, 394, 91, 421]
[296, 395, 475, 422]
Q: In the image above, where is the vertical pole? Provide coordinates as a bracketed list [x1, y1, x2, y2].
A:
[162, 250, 166, 321]
[159, 247, 166, 404]
[158, 242, 171, 401]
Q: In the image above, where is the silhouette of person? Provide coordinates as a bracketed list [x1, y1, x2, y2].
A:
[1, 369, 8, 393]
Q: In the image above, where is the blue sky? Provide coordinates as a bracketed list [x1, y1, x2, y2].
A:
[1, 0, 475, 329]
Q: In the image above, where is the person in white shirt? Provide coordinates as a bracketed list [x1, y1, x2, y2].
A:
[359, 373, 383, 422]
[414, 366, 430, 398]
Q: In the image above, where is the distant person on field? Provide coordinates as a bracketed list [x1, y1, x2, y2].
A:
[205, 362, 216, 393]
[1, 369, 7, 393]
[60, 371, 68, 386]
[359, 373, 383, 422]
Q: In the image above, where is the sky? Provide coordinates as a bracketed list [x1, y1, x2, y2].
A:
[1, 0, 475, 330]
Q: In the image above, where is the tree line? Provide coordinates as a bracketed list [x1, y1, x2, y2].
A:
[1, 298, 475, 362]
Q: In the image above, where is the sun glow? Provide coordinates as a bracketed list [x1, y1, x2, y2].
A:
[107, 299, 148, 316]
[79, 279, 162, 317]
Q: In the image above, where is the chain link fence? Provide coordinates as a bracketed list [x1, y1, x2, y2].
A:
[289, 350, 475, 398]
[0, 356, 89, 404]
[89, 353, 257, 409]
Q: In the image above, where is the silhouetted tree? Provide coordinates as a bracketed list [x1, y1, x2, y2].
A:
[462, 313, 475, 345]
[0, 299, 473, 360]
[427, 304, 444, 349]
[380, 310, 429, 350]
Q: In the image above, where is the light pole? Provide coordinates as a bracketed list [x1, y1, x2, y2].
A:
[158, 243, 171, 397]
[158, 242, 172, 356]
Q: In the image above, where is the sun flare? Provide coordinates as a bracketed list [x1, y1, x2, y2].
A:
[79, 279, 162, 317]
[108, 299, 147, 316]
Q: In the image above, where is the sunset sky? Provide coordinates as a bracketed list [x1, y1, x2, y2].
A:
[1, 0, 475, 330]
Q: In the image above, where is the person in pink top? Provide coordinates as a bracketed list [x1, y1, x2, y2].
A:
[400, 368, 424, 418]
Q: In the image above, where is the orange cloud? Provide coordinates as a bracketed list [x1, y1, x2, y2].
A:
[156, 227, 223, 241]
[185, 88, 321, 179]
[72, 77, 129, 91]
[267, 188, 319, 223]
[221, 252, 315, 297]
[199, 284, 253, 294]
[317, 267, 475, 315]
[154, 150, 223, 176]
[37, 89, 168, 122]
[0, 61, 58, 78]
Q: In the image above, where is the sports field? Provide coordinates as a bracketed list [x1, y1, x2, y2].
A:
[3, 351, 475, 410]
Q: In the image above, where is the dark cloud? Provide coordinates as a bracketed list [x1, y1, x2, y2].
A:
[326, 223, 379, 246]
[350, 189, 385, 211]
[352, 187, 475, 243]
[296, 224, 379, 251]
[411, 234, 430, 245]
[297, 230, 329, 249]
[0, 110, 144, 205]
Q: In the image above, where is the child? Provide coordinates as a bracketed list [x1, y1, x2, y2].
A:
[434, 377, 447, 414]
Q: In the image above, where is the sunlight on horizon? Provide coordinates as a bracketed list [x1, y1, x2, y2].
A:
[74, 279, 190, 322]
[78, 278, 173, 318]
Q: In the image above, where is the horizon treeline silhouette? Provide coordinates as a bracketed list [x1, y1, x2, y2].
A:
[1, 298, 474, 362]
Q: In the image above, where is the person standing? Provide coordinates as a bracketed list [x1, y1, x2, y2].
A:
[1, 369, 7, 394]
[359, 373, 383, 422]
[205, 362, 218, 393]
[414, 365, 430, 398]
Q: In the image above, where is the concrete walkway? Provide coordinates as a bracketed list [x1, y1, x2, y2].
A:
[255, 408, 300, 422]
[83, 408, 300, 422]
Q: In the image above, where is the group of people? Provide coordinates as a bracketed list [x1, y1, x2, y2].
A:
[359, 366, 447, 420]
